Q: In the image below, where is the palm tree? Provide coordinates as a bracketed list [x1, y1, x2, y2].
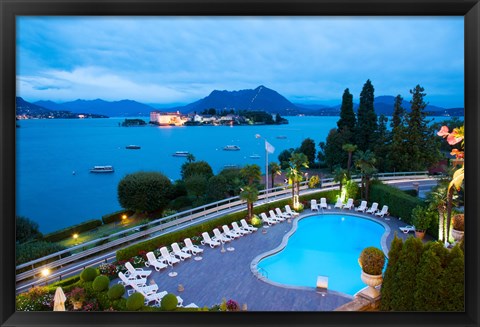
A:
[269, 162, 282, 190]
[186, 153, 196, 163]
[333, 166, 348, 194]
[342, 143, 357, 177]
[240, 164, 262, 186]
[354, 150, 377, 200]
[426, 181, 457, 243]
[285, 166, 300, 203]
[239, 185, 259, 220]
[289, 152, 309, 196]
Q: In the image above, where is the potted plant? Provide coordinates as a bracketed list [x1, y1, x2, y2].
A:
[451, 213, 464, 242]
[358, 246, 385, 298]
[411, 205, 432, 240]
[69, 287, 86, 310]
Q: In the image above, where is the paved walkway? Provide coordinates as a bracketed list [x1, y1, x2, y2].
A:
[111, 207, 432, 311]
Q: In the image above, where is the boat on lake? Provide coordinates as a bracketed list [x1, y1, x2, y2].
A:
[125, 145, 141, 149]
[90, 165, 114, 173]
[172, 151, 190, 157]
[249, 154, 261, 159]
[223, 145, 241, 151]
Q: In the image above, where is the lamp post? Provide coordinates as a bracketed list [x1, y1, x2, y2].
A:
[255, 134, 274, 203]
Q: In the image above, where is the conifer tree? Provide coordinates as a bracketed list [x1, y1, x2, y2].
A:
[356, 79, 378, 152]
[374, 114, 390, 172]
[440, 245, 464, 311]
[389, 95, 408, 171]
[380, 234, 403, 311]
[337, 88, 356, 140]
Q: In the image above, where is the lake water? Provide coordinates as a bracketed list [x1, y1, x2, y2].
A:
[15, 115, 452, 233]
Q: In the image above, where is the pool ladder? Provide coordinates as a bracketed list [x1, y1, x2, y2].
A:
[257, 267, 269, 279]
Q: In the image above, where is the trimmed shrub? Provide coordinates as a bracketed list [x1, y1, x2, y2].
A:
[80, 267, 98, 282]
[440, 245, 464, 311]
[160, 293, 178, 311]
[369, 183, 424, 225]
[380, 234, 403, 311]
[42, 219, 102, 243]
[16, 241, 67, 266]
[107, 284, 125, 300]
[126, 292, 144, 311]
[102, 210, 134, 225]
[92, 275, 110, 292]
[359, 247, 385, 275]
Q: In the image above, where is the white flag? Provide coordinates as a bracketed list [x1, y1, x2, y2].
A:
[265, 140, 275, 154]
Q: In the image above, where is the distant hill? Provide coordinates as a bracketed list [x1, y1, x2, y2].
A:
[35, 99, 155, 117]
[17, 97, 108, 119]
[170, 85, 301, 116]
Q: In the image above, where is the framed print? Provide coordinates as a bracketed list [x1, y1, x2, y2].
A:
[1, 0, 479, 326]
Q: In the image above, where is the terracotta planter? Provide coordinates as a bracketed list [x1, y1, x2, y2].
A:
[360, 271, 383, 298]
[72, 301, 83, 310]
[415, 230, 425, 240]
[451, 228, 464, 242]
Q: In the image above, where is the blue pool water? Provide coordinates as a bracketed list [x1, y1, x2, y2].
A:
[256, 214, 386, 296]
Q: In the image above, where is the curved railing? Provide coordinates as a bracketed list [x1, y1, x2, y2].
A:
[15, 171, 431, 289]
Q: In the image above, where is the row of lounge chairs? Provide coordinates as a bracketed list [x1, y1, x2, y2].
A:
[311, 198, 390, 218]
[260, 205, 300, 226]
[201, 219, 258, 248]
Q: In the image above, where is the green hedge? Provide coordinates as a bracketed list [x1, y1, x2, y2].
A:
[116, 189, 340, 261]
[369, 183, 424, 225]
[102, 210, 135, 225]
[16, 241, 67, 266]
[42, 219, 103, 243]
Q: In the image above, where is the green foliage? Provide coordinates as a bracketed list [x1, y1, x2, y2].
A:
[181, 161, 213, 180]
[278, 148, 294, 169]
[242, 111, 275, 124]
[80, 267, 98, 282]
[344, 179, 359, 200]
[101, 210, 134, 225]
[126, 292, 144, 311]
[355, 79, 378, 152]
[380, 234, 403, 311]
[308, 175, 320, 188]
[411, 205, 434, 231]
[92, 275, 110, 292]
[322, 128, 351, 170]
[369, 183, 424, 225]
[298, 138, 316, 167]
[42, 219, 102, 243]
[117, 171, 173, 213]
[160, 293, 178, 311]
[337, 88, 356, 138]
[184, 174, 208, 200]
[107, 284, 125, 300]
[16, 240, 67, 266]
[390, 237, 424, 311]
[16, 286, 53, 311]
[240, 164, 262, 186]
[206, 175, 228, 201]
[16, 216, 43, 244]
[359, 247, 385, 275]
[439, 245, 464, 311]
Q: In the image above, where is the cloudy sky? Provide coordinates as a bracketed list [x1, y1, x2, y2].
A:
[16, 16, 464, 108]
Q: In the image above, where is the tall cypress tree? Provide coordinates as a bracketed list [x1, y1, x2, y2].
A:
[380, 234, 403, 311]
[356, 79, 378, 152]
[337, 88, 356, 141]
[389, 94, 408, 171]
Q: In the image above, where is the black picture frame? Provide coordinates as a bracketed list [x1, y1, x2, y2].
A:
[1, 0, 479, 326]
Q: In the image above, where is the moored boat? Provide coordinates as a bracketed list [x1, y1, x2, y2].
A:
[249, 154, 261, 159]
[90, 165, 114, 173]
[223, 145, 241, 151]
[172, 151, 190, 157]
[126, 145, 141, 149]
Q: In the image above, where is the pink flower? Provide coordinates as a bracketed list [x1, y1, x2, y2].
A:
[437, 125, 450, 137]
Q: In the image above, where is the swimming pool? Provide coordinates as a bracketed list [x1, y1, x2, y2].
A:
[255, 213, 387, 296]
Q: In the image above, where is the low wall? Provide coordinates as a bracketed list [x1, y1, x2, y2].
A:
[334, 294, 381, 312]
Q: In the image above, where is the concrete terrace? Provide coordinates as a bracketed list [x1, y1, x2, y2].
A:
[111, 207, 430, 311]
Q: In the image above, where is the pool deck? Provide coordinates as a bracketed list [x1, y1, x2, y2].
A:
[112, 208, 431, 311]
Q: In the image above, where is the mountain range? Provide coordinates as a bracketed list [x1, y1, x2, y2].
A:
[18, 85, 463, 118]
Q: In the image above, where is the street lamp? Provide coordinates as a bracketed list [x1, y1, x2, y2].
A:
[255, 134, 275, 203]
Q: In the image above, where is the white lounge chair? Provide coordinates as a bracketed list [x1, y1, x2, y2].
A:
[311, 199, 319, 211]
[201, 232, 221, 248]
[145, 251, 168, 271]
[275, 208, 290, 219]
[125, 261, 152, 279]
[159, 246, 180, 266]
[319, 198, 328, 210]
[285, 205, 299, 217]
[213, 228, 231, 243]
[334, 198, 344, 209]
[222, 225, 241, 239]
[269, 210, 285, 222]
[231, 221, 250, 235]
[260, 212, 277, 226]
[366, 202, 379, 214]
[127, 281, 159, 296]
[399, 225, 416, 234]
[240, 219, 258, 232]
[182, 238, 204, 255]
[170, 242, 192, 261]
[118, 272, 147, 288]
[375, 205, 389, 218]
[355, 200, 368, 213]
[343, 198, 354, 210]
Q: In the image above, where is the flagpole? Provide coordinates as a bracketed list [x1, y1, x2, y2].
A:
[265, 140, 268, 203]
